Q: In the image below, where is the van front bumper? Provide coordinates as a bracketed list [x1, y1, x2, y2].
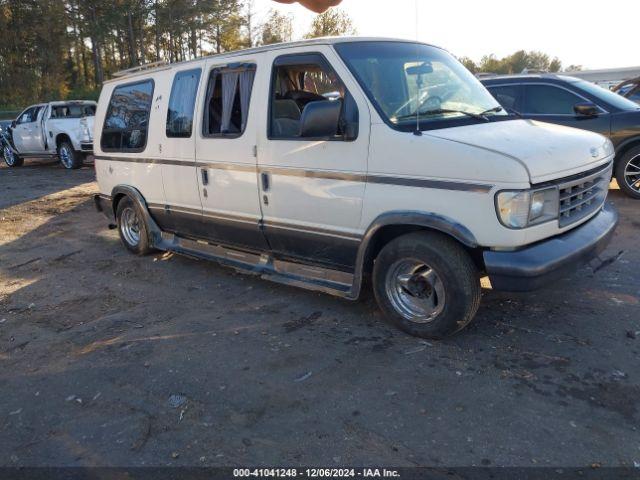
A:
[484, 204, 618, 292]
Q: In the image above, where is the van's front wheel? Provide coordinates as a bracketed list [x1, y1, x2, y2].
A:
[116, 197, 152, 255]
[372, 231, 481, 339]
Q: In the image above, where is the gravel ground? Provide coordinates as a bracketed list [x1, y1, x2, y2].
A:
[0, 158, 638, 468]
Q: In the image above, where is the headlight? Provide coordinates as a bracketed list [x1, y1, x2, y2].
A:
[496, 187, 559, 229]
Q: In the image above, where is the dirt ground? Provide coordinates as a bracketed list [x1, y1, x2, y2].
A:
[0, 158, 639, 468]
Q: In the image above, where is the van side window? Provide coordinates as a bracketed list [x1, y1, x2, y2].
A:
[269, 53, 358, 141]
[167, 68, 201, 138]
[101, 80, 154, 152]
[203, 64, 256, 137]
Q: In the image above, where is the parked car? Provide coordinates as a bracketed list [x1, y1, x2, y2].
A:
[1, 101, 96, 169]
[612, 76, 640, 104]
[481, 74, 640, 198]
[94, 38, 617, 339]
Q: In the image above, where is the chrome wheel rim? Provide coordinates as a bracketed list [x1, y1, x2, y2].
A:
[385, 259, 446, 323]
[120, 207, 141, 246]
[59, 145, 72, 168]
[3, 146, 15, 166]
[624, 154, 640, 193]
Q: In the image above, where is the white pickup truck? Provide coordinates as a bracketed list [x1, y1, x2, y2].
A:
[1, 100, 96, 169]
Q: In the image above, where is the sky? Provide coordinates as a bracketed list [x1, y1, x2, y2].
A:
[253, 0, 638, 70]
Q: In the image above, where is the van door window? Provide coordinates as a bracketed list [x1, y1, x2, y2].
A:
[269, 54, 358, 140]
[167, 68, 202, 138]
[203, 64, 256, 137]
[101, 79, 154, 152]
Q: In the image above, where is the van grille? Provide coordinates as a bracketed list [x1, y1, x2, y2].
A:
[556, 163, 612, 228]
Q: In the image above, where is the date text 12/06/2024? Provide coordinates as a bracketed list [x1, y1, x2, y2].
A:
[233, 469, 400, 478]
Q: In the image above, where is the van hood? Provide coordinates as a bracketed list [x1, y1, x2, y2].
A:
[425, 119, 613, 183]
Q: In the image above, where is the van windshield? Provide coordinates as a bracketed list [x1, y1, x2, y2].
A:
[335, 41, 507, 131]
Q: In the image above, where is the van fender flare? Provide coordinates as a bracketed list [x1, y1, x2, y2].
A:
[110, 185, 164, 247]
[348, 211, 478, 299]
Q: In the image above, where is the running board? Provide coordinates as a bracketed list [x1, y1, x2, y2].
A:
[157, 233, 355, 298]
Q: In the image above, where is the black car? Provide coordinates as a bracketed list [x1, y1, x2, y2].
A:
[481, 74, 640, 199]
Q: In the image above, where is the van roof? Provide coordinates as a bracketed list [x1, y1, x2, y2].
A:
[105, 36, 444, 83]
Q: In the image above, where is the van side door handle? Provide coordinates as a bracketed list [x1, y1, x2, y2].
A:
[261, 172, 270, 192]
[201, 168, 209, 185]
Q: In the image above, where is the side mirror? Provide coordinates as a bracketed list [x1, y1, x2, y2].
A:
[574, 102, 599, 117]
[300, 100, 341, 138]
[10, 120, 16, 128]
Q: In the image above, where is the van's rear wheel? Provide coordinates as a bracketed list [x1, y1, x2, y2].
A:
[372, 231, 481, 339]
[116, 197, 152, 255]
[58, 141, 83, 169]
[615, 146, 640, 199]
[3, 145, 23, 167]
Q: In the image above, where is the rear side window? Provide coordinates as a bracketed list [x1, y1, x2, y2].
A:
[203, 63, 256, 137]
[101, 80, 154, 152]
[167, 68, 201, 138]
[522, 84, 582, 115]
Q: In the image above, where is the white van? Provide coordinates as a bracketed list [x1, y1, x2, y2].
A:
[93, 38, 618, 338]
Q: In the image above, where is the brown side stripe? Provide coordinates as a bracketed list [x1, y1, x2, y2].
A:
[95, 156, 493, 193]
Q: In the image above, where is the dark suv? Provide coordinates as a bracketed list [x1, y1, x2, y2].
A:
[481, 74, 640, 198]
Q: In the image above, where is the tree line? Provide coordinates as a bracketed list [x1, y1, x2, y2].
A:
[0, 1, 356, 111]
[0, 1, 573, 112]
[459, 50, 582, 75]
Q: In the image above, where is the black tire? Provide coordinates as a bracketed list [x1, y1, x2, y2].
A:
[615, 146, 640, 199]
[58, 140, 83, 169]
[372, 231, 481, 339]
[3, 145, 23, 167]
[116, 196, 153, 255]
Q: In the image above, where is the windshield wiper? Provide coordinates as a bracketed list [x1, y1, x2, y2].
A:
[479, 106, 503, 116]
[396, 108, 490, 122]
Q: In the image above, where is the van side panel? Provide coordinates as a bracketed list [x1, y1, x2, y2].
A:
[94, 79, 166, 213]
[362, 124, 544, 249]
[256, 46, 372, 269]
[194, 55, 270, 251]
[156, 63, 205, 235]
